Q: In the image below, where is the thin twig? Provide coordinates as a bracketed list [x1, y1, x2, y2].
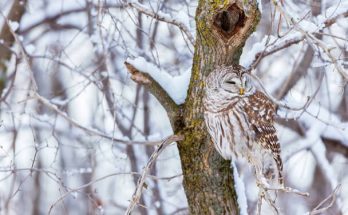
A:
[248, 72, 313, 111]
[249, 9, 348, 69]
[250, 36, 304, 69]
[125, 134, 184, 214]
[46, 170, 182, 214]
[271, 1, 348, 81]
[126, 2, 194, 46]
[3, 23, 165, 146]
[306, 184, 341, 215]
[1, 11, 38, 91]
[33, 93, 163, 146]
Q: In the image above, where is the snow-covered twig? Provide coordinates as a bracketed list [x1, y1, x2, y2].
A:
[4, 18, 167, 146]
[125, 135, 184, 215]
[307, 33, 348, 81]
[249, 36, 304, 69]
[271, 1, 348, 81]
[126, 1, 194, 46]
[248, 8, 348, 70]
[278, 110, 348, 159]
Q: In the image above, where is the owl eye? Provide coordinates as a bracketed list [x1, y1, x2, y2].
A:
[225, 80, 236, 85]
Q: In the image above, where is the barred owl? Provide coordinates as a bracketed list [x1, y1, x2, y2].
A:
[203, 65, 283, 187]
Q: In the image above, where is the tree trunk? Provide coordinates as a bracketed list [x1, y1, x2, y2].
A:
[175, 1, 260, 214]
[125, 0, 260, 213]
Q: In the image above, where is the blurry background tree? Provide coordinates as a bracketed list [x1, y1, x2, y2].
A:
[0, 0, 347, 214]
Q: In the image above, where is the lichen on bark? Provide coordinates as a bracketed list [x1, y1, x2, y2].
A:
[126, 0, 260, 213]
[175, 0, 260, 214]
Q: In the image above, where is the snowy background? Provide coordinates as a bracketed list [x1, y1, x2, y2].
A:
[0, 0, 347, 214]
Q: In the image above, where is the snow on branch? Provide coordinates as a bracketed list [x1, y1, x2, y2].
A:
[278, 99, 348, 148]
[126, 1, 194, 46]
[271, 1, 348, 81]
[243, 35, 304, 68]
[231, 161, 248, 215]
[244, 7, 348, 70]
[125, 57, 191, 105]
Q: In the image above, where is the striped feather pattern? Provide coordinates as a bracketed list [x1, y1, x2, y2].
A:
[203, 66, 284, 186]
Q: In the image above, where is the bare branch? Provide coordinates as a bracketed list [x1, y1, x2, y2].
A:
[250, 36, 304, 69]
[271, 2, 348, 81]
[20, 3, 124, 34]
[4, 15, 163, 146]
[249, 72, 322, 112]
[33, 93, 163, 146]
[0, 0, 26, 94]
[306, 184, 341, 215]
[249, 9, 348, 69]
[126, 2, 194, 46]
[124, 61, 180, 126]
[125, 134, 184, 214]
[47, 170, 183, 215]
[323, 10, 348, 27]
[278, 118, 348, 159]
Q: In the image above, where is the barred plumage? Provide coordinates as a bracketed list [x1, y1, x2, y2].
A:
[203, 65, 283, 186]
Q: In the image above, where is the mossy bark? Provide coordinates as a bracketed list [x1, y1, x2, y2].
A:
[174, 0, 260, 214]
[126, 0, 260, 213]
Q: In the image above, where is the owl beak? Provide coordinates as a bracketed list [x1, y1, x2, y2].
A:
[239, 87, 245, 95]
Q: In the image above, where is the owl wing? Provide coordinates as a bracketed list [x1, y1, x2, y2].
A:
[245, 91, 284, 185]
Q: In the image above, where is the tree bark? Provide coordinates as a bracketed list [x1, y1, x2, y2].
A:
[126, 0, 260, 213]
[175, 1, 260, 214]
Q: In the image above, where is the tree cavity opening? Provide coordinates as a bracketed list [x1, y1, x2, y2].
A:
[213, 4, 246, 40]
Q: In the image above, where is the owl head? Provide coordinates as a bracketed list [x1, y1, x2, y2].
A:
[204, 65, 255, 99]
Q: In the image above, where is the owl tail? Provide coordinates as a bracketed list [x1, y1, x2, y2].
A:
[262, 153, 284, 188]
[274, 153, 284, 186]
